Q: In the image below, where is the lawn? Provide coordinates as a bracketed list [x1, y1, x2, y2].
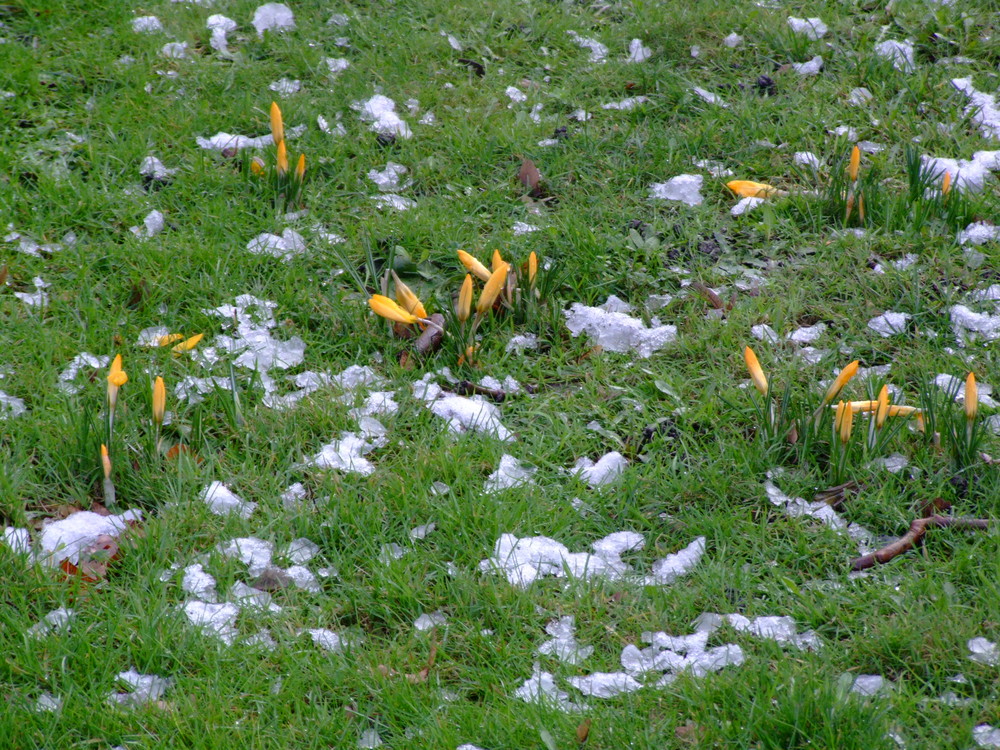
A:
[4, 0, 1000, 747]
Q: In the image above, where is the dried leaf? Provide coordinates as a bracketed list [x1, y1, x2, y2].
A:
[165, 444, 203, 463]
[252, 566, 293, 591]
[576, 718, 592, 743]
[0, 264, 8, 287]
[518, 158, 543, 198]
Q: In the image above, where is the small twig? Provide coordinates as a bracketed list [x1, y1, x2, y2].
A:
[690, 281, 724, 310]
[849, 514, 990, 571]
[413, 314, 445, 356]
[454, 380, 506, 402]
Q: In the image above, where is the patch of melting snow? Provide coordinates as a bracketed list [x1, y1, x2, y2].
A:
[246, 229, 306, 260]
[787, 17, 827, 39]
[568, 672, 643, 698]
[0, 391, 26, 419]
[850, 675, 889, 696]
[413, 376, 514, 441]
[323, 57, 350, 74]
[696, 612, 822, 651]
[34, 693, 62, 712]
[506, 333, 539, 353]
[28, 607, 75, 637]
[414, 611, 447, 631]
[514, 664, 588, 711]
[849, 87, 873, 106]
[480, 531, 704, 588]
[358, 729, 383, 748]
[563, 301, 677, 358]
[15, 276, 50, 308]
[182, 563, 218, 601]
[875, 40, 916, 73]
[601, 96, 647, 111]
[484, 454, 535, 493]
[4, 527, 31, 554]
[787, 323, 826, 344]
[372, 194, 415, 211]
[794, 151, 823, 170]
[732, 196, 766, 216]
[693, 159, 734, 178]
[792, 56, 823, 76]
[107, 670, 173, 708]
[567, 31, 608, 63]
[935, 374, 998, 407]
[132, 15, 163, 33]
[649, 174, 703, 205]
[317, 114, 347, 136]
[723, 33, 743, 48]
[207, 15, 237, 52]
[959, 222, 1000, 246]
[691, 87, 728, 108]
[538, 616, 594, 665]
[253, 3, 294, 37]
[182, 601, 240, 644]
[140, 156, 176, 181]
[975, 725, 1000, 748]
[572, 452, 628, 487]
[57, 352, 109, 395]
[867, 311, 910, 337]
[751, 324, 779, 343]
[368, 162, 410, 192]
[921, 151, 1000, 194]
[354, 94, 412, 139]
[505, 86, 527, 104]
[216, 537, 274, 577]
[269, 78, 301, 96]
[871, 453, 909, 474]
[969, 636, 1000, 666]
[201, 482, 257, 518]
[379, 543, 407, 565]
[39, 509, 142, 565]
[161, 42, 189, 59]
[953, 78, 1000, 140]
[950, 304, 1000, 345]
[305, 426, 384, 475]
[765, 474, 875, 555]
[512, 221, 540, 236]
[196, 124, 304, 152]
[129, 210, 165, 239]
[626, 39, 651, 63]
[410, 522, 436, 540]
[5, 228, 75, 256]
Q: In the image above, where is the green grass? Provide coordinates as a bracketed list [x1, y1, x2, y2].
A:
[4, 0, 1000, 747]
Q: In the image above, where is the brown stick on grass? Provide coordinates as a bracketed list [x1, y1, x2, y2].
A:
[849, 515, 990, 571]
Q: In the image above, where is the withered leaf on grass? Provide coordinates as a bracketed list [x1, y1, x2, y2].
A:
[518, 158, 545, 199]
[60, 534, 120, 583]
[576, 718, 592, 743]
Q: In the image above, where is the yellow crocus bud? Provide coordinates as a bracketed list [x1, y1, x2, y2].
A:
[276, 140, 289, 176]
[837, 401, 853, 444]
[157, 333, 184, 347]
[743, 346, 768, 397]
[875, 385, 890, 429]
[172, 334, 204, 355]
[101, 443, 112, 480]
[966, 372, 978, 422]
[823, 360, 859, 404]
[392, 272, 427, 319]
[270, 101, 284, 146]
[727, 180, 778, 198]
[295, 153, 306, 182]
[107, 354, 127, 386]
[476, 263, 509, 314]
[492, 249, 505, 272]
[942, 171, 952, 196]
[528, 252, 538, 286]
[848, 145, 861, 182]
[457, 250, 492, 282]
[369, 295, 419, 325]
[834, 400, 847, 434]
[457, 274, 473, 323]
[153, 376, 166, 426]
[250, 156, 266, 177]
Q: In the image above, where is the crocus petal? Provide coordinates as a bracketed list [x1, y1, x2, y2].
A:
[743, 346, 768, 396]
[392, 272, 427, 319]
[458, 250, 491, 282]
[369, 295, 418, 325]
[153, 376, 166, 425]
[457, 274, 473, 323]
[173, 334, 204, 354]
[476, 263, 509, 313]
[727, 180, 778, 198]
[823, 360, 859, 404]
[966, 373, 978, 421]
[270, 101, 284, 145]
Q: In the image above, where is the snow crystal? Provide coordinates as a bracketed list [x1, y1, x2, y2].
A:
[564, 301, 677, 358]
[207, 15, 237, 52]
[787, 323, 826, 344]
[414, 611, 447, 631]
[305, 431, 380, 475]
[246, 229, 306, 261]
[572, 452, 628, 487]
[160, 42, 188, 59]
[484, 454, 535, 493]
[538, 616, 593, 665]
[787, 17, 827, 40]
[691, 87, 728, 108]
[794, 151, 822, 170]
[139, 156, 176, 181]
[39, 509, 142, 565]
[649, 174, 704, 205]
[849, 88, 873, 106]
[867, 312, 911, 337]
[959, 222, 1000, 246]
[512, 221, 540, 236]
[626, 39, 651, 63]
[108, 670, 173, 708]
[567, 31, 608, 63]
[875, 40, 916, 73]
[182, 601, 239, 644]
[268, 78, 301, 96]
[732, 196, 766, 216]
[15, 276, 50, 308]
[201, 482, 257, 518]
[953, 78, 1000, 140]
[851, 675, 889, 696]
[252, 3, 294, 37]
[367, 162, 409, 192]
[132, 16, 162, 33]
[323, 57, 350, 74]
[0, 391, 26, 419]
[697, 612, 822, 651]
[505, 86, 527, 104]
[285, 538, 320, 564]
[182, 563, 218, 602]
[792, 56, 823, 76]
[601, 96, 648, 111]
[28, 607, 75, 637]
[975, 725, 1000, 748]
[4, 527, 31, 554]
[506, 333, 539, 353]
[217, 537, 274, 576]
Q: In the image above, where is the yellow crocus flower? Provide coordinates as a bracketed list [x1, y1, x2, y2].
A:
[276, 140, 289, 176]
[457, 274, 473, 323]
[966, 373, 978, 421]
[101, 443, 111, 479]
[823, 360, 859, 404]
[270, 101, 284, 145]
[173, 334, 204, 354]
[457, 250, 491, 282]
[743, 346, 768, 396]
[369, 295, 419, 325]
[875, 385, 890, 429]
[942, 171, 952, 196]
[157, 333, 184, 347]
[727, 180, 779, 198]
[392, 273, 427, 319]
[848, 145, 861, 182]
[476, 263, 509, 314]
[250, 157, 266, 177]
[492, 249, 505, 272]
[295, 153, 306, 182]
[528, 252, 538, 286]
[153, 376, 166, 426]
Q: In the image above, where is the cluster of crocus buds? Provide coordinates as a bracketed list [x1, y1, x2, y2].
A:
[250, 102, 306, 193]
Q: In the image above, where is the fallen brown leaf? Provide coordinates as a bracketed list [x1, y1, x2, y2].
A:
[576, 718, 592, 743]
[518, 158, 544, 198]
